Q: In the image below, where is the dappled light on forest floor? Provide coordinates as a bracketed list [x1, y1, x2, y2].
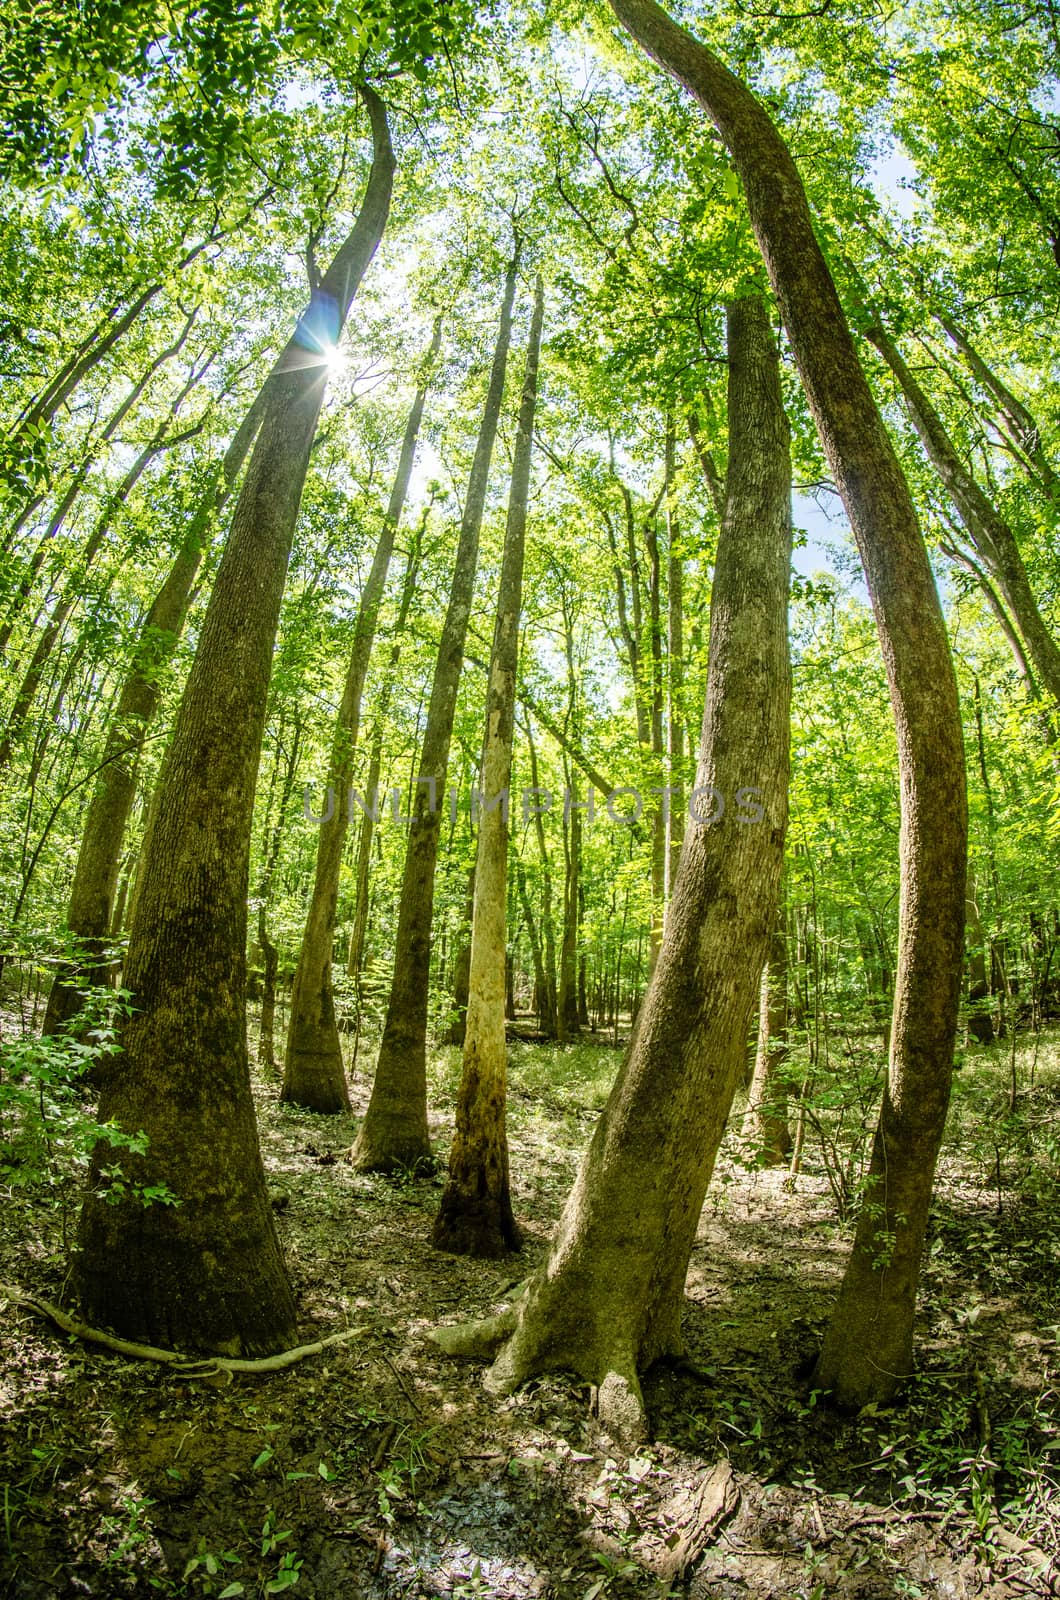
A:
[1, 1025, 1058, 1597]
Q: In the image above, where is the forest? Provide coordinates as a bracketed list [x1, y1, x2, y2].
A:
[0, 0, 1058, 1595]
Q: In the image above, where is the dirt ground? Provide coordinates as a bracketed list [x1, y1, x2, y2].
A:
[1, 1016, 1058, 1600]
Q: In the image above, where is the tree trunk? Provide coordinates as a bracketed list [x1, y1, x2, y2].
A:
[281, 320, 440, 1112]
[446, 869, 475, 1047]
[666, 417, 686, 903]
[866, 322, 1060, 709]
[42, 390, 267, 1037]
[433, 275, 543, 1257]
[606, 0, 967, 1411]
[744, 910, 793, 1164]
[347, 525, 425, 988]
[557, 767, 583, 1043]
[966, 866, 995, 1046]
[525, 719, 558, 1037]
[435, 293, 792, 1443]
[938, 314, 1058, 497]
[258, 714, 304, 1072]
[73, 89, 395, 1356]
[352, 244, 520, 1172]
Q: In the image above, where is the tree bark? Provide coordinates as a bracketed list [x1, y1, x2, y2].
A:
[352, 244, 520, 1172]
[73, 89, 395, 1355]
[433, 275, 543, 1257]
[280, 320, 441, 1112]
[435, 293, 792, 1443]
[42, 390, 267, 1037]
[258, 713, 304, 1072]
[605, 0, 967, 1411]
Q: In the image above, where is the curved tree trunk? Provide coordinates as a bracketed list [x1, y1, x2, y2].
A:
[352, 244, 520, 1172]
[73, 89, 395, 1356]
[42, 390, 268, 1037]
[280, 320, 441, 1113]
[435, 293, 792, 1442]
[432, 275, 544, 1257]
[606, 0, 966, 1411]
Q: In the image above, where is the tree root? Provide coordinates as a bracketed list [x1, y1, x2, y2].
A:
[427, 1277, 533, 1361]
[428, 1304, 520, 1360]
[594, 1368, 648, 1446]
[1, 1283, 372, 1380]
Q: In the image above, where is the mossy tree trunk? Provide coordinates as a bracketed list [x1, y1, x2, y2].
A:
[280, 320, 441, 1113]
[352, 244, 520, 1173]
[436, 292, 792, 1442]
[73, 89, 395, 1355]
[607, 0, 967, 1411]
[432, 275, 544, 1257]
[42, 390, 268, 1037]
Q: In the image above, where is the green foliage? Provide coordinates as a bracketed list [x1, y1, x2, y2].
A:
[0, 985, 176, 1218]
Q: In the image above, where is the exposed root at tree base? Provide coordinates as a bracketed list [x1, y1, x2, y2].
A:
[1, 1283, 373, 1378]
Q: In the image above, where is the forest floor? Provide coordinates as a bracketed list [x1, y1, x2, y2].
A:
[1, 1004, 1059, 1600]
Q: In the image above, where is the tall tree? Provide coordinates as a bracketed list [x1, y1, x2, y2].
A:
[435, 290, 793, 1441]
[433, 274, 544, 1256]
[73, 88, 395, 1355]
[280, 318, 441, 1113]
[606, 0, 968, 1410]
[352, 243, 521, 1173]
[42, 390, 268, 1036]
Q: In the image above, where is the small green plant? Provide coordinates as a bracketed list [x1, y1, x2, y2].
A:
[583, 1550, 640, 1597]
[182, 1534, 244, 1596]
[259, 1509, 302, 1595]
[0, 985, 176, 1234]
[99, 1488, 157, 1570]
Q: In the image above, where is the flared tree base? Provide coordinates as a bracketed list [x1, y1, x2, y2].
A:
[431, 1188, 523, 1259]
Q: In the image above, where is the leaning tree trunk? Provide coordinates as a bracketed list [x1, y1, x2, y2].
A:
[280, 320, 441, 1113]
[352, 244, 520, 1173]
[433, 275, 544, 1257]
[73, 88, 395, 1356]
[938, 314, 1058, 498]
[434, 292, 793, 1442]
[606, 0, 966, 1411]
[42, 391, 268, 1037]
[866, 323, 1060, 710]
